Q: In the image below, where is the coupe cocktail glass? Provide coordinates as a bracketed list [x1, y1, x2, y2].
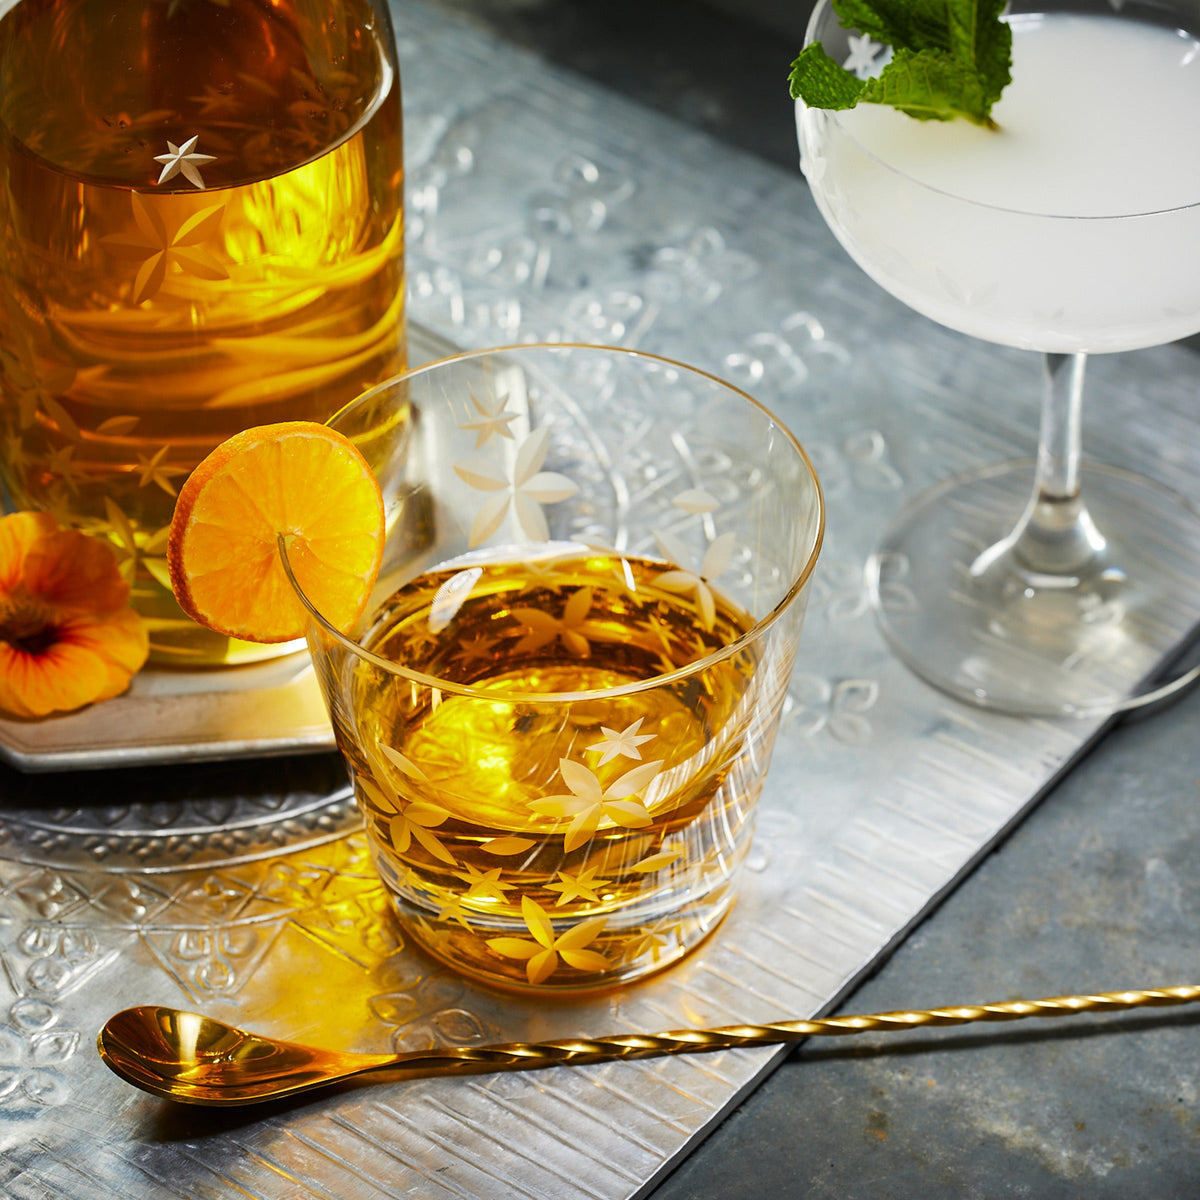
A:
[291, 345, 824, 992]
[0, 0, 405, 666]
[797, 0, 1200, 716]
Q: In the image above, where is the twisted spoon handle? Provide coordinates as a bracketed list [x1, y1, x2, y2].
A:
[387, 985, 1200, 1077]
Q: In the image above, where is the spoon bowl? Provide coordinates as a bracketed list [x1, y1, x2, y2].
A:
[99, 1006, 403, 1105]
[100, 985, 1200, 1107]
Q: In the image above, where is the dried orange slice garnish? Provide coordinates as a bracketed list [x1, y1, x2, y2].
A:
[167, 422, 385, 643]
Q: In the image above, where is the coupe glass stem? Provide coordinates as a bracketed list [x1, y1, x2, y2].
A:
[972, 351, 1107, 581]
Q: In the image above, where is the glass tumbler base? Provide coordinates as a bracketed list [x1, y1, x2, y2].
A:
[393, 887, 736, 996]
[868, 460, 1200, 717]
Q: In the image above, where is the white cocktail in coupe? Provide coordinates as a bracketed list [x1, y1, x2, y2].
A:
[796, 0, 1200, 717]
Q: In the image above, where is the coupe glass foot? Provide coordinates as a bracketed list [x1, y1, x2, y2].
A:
[868, 460, 1200, 717]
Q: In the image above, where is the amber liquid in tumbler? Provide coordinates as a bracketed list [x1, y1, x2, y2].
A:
[0, 0, 405, 665]
[344, 551, 767, 990]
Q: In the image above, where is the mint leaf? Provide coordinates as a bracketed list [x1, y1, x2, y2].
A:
[833, 0, 951, 53]
[970, 0, 1012, 104]
[788, 43, 867, 111]
[789, 0, 1012, 127]
[861, 47, 992, 125]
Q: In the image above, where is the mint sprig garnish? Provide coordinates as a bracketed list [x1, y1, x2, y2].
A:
[789, 0, 1012, 128]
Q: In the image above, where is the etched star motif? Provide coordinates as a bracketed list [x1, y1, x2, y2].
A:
[41, 485, 75, 529]
[3, 433, 28, 474]
[1, 346, 79, 441]
[103, 497, 140, 583]
[460, 390, 520, 448]
[456, 632, 497, 668]
[358, 750, 456, 866]
[453, 864, 514, 903]
[625, 923, 675, 964]
[135, 444, 187, 496]
[546, 865, 607, 906]
[191, 84, 240, 119]
[154, 135, 218, 188]
[45, 444, 83, 495]
[435, 895, 474, 929]
[843, 34, 884, 78]
[587, 718, 655, 765]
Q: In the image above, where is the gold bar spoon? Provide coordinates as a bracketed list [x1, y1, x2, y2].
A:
[99, 984, 1200, 1107]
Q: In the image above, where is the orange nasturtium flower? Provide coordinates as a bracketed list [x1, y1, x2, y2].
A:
[0, 511, 149, 718]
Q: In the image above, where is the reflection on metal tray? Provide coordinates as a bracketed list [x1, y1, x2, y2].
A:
[0, 324, 459, 774]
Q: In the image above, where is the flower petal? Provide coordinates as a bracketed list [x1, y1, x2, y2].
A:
[409, 822, 456, 865]
[513, 426, 551, 486]
[654, 530, 692, 569]
[480, 836, 537, 856]
[0, 512, 56, 596]
[512, 492, 550, 542]
[0, 602, 148, 717]
[561, 630, 591, 657]
[563, 588, 593, 623]
[696, 580, 717, 631]
[358, 775, 402, 815]
[485, 937, 541, 961]
[468, 492, 511, 548]
[527, 795, 590, 818]
[600, 799, 654, 828]
[655, 569, 699, 593]
[510, 607, 559, 632]
[521, 894, 556, 950]
[672, 488, 719, 514]
[406, 802, 451, 828]
[377, 741, 428, 781]
[631, 849, 684, 872]
[453, 456, 508, 492]
[429, 567, 482, 633]
[560, 948, 611, 973]
[520, 471, 578, 504]
[59, 607, 149, 702]
[562, 807, 600, 853]
[700, 531, 737, 580]
[557, 757, 602, 799]
[0, 637, 108, 719]
[24, 525, 131, 614]
[526, 948, 558, 985]
[606, 759, 664, 799]
[555, 915, 608, 953]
